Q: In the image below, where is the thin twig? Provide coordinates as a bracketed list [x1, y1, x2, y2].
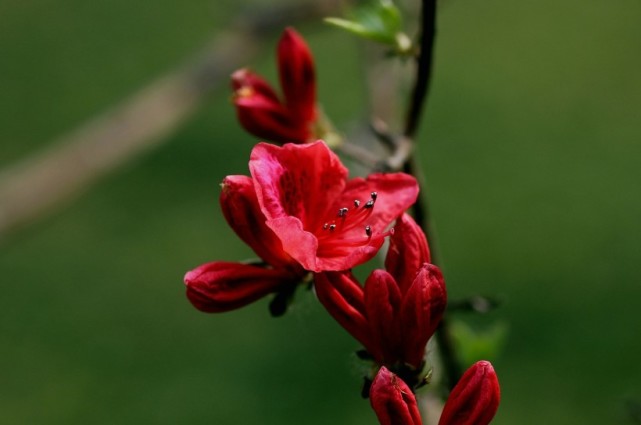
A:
[0, 0, 342, 244]
[337, 141, 382, 169]
[398, 0, 464, 393]
[403, 0, 437, 140]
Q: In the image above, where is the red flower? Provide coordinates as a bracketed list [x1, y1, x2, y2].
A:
[315, 214, 446, 371]
[370, 366, 423, 425]
[185, 140, 417, 312]
[249, 141, 419, 272]
[439, 361, 501, 425]
[232, 28, 317, 144]
[184, 175, 305, 313]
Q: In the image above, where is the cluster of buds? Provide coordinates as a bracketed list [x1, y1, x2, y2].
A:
[371, 362, 500, 425]
[185, 28, 502, 425]
[315, 213, 446, 385]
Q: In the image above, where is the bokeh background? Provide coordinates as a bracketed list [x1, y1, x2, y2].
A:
[1, 0, 640, 423]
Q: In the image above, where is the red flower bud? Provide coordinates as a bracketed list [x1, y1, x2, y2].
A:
[278, 27, 316, 124]
[231, 69, 309, 143]
[314, 271, 376, 358]
[184, 261, 296, 313]
[385, 213, 431, 293]
[231, 28, 317, 144]
[400, 263, 447, 369]
[370, 367, 423, 425]
[365, 270, 403, 365]
[438, 361, 501, 425]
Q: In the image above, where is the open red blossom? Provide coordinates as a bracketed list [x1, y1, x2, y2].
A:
[370, 367, 423, 425]
[184, 175, 305, 313]
[249, 141, 419, 272]
[439, 361, 501, 425]
[232, 27, 317, 144]
[315, 214, 446, 372]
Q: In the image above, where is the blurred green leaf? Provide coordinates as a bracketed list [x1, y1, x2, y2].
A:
[450, 320, 508, 368]
[324, 0, 411, 53]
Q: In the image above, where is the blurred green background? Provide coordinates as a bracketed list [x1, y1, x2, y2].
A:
[1, 0, 640, 423]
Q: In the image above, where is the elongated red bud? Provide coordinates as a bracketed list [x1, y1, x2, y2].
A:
[438, 361, 501, 425]
[400, 263, 447, 368]
[277, 27, 316, 123]
[184, 261, 295, 312]
[231, 69, 309, 143]
[314, 271, 378, 357]
[365, 270, 403, 365]
[385, 214, 431, 293]
[370, 367, 423, 425]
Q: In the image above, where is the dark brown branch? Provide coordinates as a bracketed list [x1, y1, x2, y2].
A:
[403, 0, 437, 140]
[398, 0, 463, 393]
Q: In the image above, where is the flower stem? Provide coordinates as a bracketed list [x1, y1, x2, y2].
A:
[401, 0, 463, 394]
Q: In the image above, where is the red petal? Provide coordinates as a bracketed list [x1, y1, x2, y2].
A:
[338, 173, 419, 235]
[277, 28, 316, 123]
[400, 263, 447, 368]
[364, 270, 403, 366]
[385, 213, 431, 294]
[438, 361, 500, 425]
[220, 175, 296, 268]
[314, 272, 376, 355]
[250, 141, 349, 270]
[184, 261, 295, 313]
[370, 367, 423, 425]
[314, 233, 385, 272]
[231, 68, 280, 103]
[234, 92, 308, 143]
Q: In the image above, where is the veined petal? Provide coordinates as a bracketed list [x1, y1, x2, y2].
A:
[277, 28, 316, 123]
[365, 270, 403, 366]
[314, 271, 376, 356]
[314, 233, 385, 272]
[400, 263, 447, 369]
[385, 213, 431, 294]
[370, 367, 423, 425]
[265, 216, 319, 271]
[338, 173, 419, 235]
[184, 261, 295, 313]
[220, 176, 296, 268]
[250, 141, 348, 237]
[439, 361, 500, 425]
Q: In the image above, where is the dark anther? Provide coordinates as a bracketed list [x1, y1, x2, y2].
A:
[354, 200, 361, 208]
[329, 224, 336, 232]
[365, 225, 372, 237]
[338, 207, 348, 218]
[323, 223, 329, 230]
[364, 200, 374, 209]
[370, 192, 378, 200]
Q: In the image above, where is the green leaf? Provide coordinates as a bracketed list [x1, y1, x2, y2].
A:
[450, 320, 509, 368]
[324, 0, 411, 53]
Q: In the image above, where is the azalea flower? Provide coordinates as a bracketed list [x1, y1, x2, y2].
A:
[370, 362, 500, 425]
[232, 28, 317, 144]
[185, 140, 417, 313]
[314, 214, 446, 373]
[249, 141, 419, 272]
